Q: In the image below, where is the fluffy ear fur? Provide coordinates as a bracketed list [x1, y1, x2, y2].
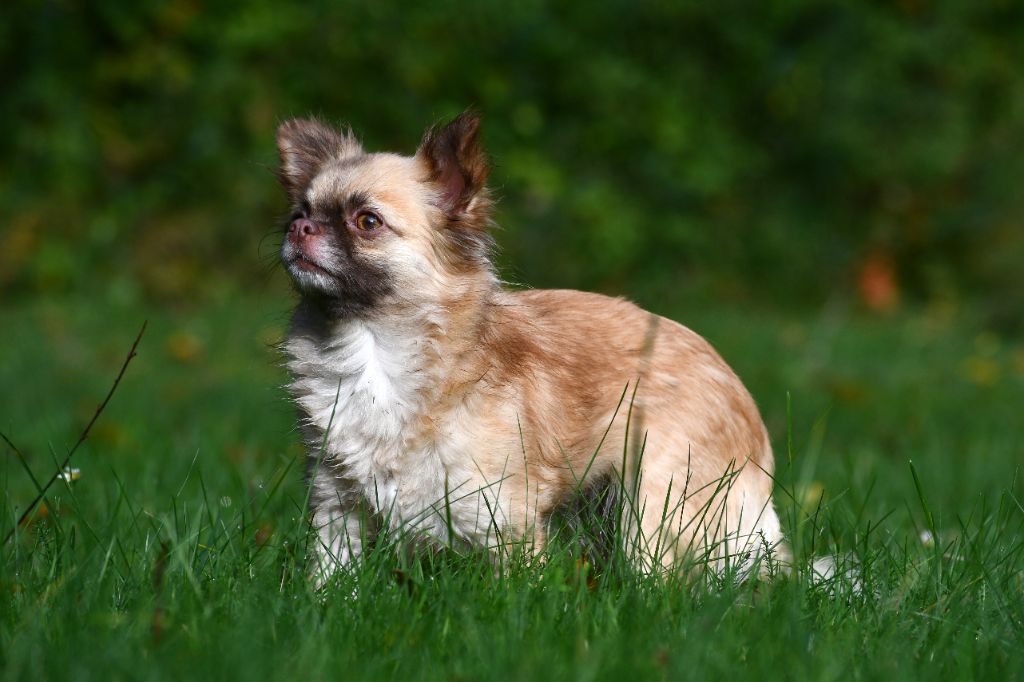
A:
[277, 118, 363, 201]
[416, 112, 494, 270]
[417, 111, 490, 216]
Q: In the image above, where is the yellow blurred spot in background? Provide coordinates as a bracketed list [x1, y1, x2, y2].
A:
[962, 356, 1000, 387]
[1011, 348, 1024, 377]
[799, 481, 825, 511]
[259, 326, 284, 348]
[166, 331, 204, 363]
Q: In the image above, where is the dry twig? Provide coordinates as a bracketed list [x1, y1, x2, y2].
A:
[2, 321, 148, 545]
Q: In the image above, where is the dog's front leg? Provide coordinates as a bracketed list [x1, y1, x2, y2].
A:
[308, 469, 368, 589]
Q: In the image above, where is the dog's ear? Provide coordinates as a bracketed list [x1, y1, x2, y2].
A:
[276, 118, 362, 200]
[417, 111, 490, 216]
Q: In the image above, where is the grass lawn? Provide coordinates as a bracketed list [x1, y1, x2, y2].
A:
[2, 290, 1022, 680]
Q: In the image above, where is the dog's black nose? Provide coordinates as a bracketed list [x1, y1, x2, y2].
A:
[289, 218, 321, 237]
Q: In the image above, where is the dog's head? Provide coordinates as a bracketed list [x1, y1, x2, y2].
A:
[276, 112, 494, 317]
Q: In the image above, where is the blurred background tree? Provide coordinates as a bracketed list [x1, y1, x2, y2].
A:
[1, 0, 1022, 324]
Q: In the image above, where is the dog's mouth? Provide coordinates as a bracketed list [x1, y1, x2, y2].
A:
[281, 241, 393, 314]
[287, 253, 335, 278]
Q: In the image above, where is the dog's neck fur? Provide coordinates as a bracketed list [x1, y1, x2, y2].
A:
[285, 269, 507, 543]
[285, 272, 498, 473]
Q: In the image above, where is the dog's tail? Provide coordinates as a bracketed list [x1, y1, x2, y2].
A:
[763, 540, 864, 595]
[731, 526, 864, 595]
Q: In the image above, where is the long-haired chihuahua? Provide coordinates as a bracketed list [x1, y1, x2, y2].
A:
[277, 112, 784, 586]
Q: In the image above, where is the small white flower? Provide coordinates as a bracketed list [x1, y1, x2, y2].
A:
[59, 467, 82, 484]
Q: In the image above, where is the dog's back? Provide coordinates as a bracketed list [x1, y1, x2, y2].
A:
[473, 288, 781, 572]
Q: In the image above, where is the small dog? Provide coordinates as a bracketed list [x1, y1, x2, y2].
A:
[277, 112, 784, 585]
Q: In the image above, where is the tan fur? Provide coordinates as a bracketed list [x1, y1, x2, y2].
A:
[277, 113, 784, 583]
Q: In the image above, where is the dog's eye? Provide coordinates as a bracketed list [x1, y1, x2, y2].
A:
[356, 212, 382, 231]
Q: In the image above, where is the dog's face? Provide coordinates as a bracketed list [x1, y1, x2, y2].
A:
[277, 113, 493, 317]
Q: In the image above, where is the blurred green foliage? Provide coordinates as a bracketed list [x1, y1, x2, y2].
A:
[2, 0, 1022, 316]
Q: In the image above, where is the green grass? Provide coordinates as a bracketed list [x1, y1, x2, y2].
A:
[2, 292, 1023, 680]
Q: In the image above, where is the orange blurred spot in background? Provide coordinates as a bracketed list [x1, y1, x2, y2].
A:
[857, 253, 900, 312]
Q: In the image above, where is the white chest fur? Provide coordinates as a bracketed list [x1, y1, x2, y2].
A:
[286, 316, 501, 547]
